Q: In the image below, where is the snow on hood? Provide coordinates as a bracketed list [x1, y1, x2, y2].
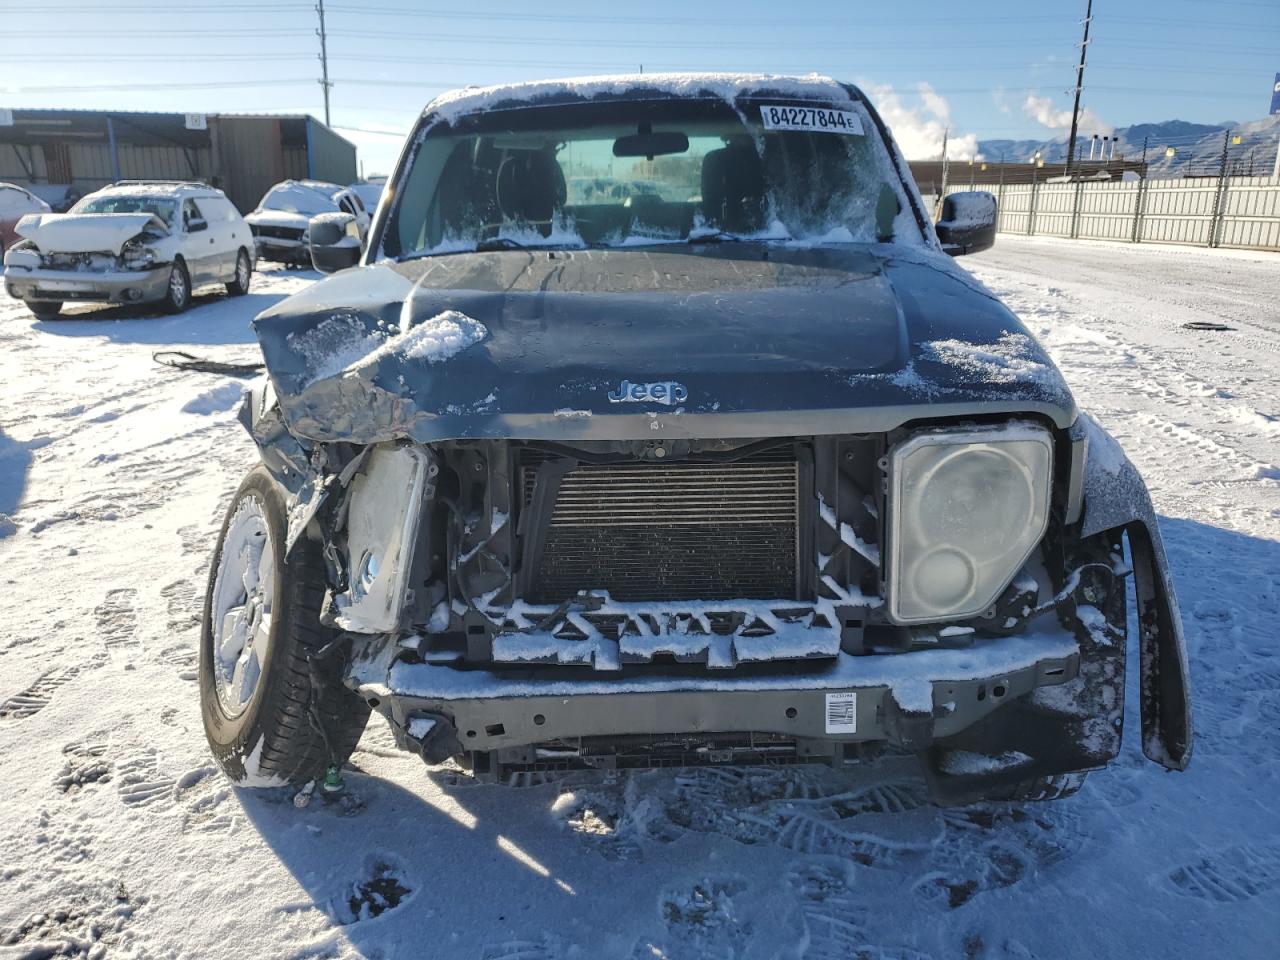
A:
[422, 72, 854, 124]
[286, 308, 489, 386]
[253, 245, 1077, 446]
[246, 209, 312, 229]
[15, 212, 168, 255]
[257, 181, 341, 218]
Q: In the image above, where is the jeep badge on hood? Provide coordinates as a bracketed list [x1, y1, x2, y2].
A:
[607, 379, 690, 405]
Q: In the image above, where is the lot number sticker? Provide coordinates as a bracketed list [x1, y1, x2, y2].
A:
[761, 105, 864, 135]
[824, 692, 858, 733]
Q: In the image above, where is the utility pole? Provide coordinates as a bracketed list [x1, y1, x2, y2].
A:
[316, 0, 333, 126]
[937, 127, 949, 218]
[1065, 0, 1093, 175]
[1140, 135, 1148, 179]
[1211, 129, 1231, 247]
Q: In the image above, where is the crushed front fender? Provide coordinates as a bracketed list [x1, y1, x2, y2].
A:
[1078, 413, 1193, 770]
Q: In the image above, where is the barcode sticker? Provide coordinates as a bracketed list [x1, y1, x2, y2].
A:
[824, 692, 858, 733]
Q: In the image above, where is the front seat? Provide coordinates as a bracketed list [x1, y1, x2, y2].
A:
[700, 142, 766, 233]
[494, 149, 566, 235]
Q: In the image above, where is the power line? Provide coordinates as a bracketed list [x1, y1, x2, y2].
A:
[329, 28, 1280, 55]
[26, 2, 309, 9]
[18, 50, 1262, 74]
[7, 79, 314, 93]
[10, 30, 1275, 56]
[5, 28, 311, 36]
[322, 6, 1074, 26]
[5, 54, 316, 62]
[325, 78, 1259, 100]
[331, 124, 409, 137]
[2, 75, 1257, 101]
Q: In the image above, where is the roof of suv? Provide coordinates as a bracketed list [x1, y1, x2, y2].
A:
[89, 181, 228, 201]
[422, 72, 858, 122]
[271, 179, 345, 197]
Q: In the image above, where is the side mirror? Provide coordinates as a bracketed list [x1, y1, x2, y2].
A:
[188, 217, 208, 233]
[935, 191, 997, 256]
[308, 212, 362, 273]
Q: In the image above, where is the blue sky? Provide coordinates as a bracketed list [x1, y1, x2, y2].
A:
[3, 0, 1277, 174]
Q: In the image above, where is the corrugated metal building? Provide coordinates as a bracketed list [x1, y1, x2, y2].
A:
[0, 109, 357, 213]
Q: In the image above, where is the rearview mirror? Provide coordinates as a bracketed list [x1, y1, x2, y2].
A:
[308, 212, 362, 274]
[613, 129, 689, 159]
[188, 217, 208, 233]
[935, 191, 997, 256]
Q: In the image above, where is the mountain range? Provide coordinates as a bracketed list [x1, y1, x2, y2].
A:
[977, 115, 1280, 176]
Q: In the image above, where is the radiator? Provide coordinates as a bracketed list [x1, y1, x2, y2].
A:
[523, 453, 801, 602]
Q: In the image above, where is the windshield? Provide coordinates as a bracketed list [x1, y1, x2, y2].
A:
[261, 184, 338, 216]
[74, 195, 177, 227]
[383, 96, 916, 259]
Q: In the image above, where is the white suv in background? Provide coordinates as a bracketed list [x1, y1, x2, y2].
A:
[2, 180, 255, 319]
[245, 179, 371, 266]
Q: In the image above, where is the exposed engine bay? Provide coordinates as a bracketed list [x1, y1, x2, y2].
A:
[240, 376, 1187, 797]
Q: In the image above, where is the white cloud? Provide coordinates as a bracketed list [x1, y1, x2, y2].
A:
[917, 82, 951, 125]
[867, 82, 980, 161]
[1022, 93, 1112, 136]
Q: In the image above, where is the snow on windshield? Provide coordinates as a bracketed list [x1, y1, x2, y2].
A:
[261, 183, 338, 217]
[383, 87, 925, 258]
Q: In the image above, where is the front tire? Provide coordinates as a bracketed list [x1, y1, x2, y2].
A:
[163, 260, 191, 314]
[226, 249, 252, 296]
[199, 466, 369, 787]
[27, 300, 63, 320]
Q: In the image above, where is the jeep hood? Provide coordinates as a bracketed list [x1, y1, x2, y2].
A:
[253, 244, 1076, 444]
[14, 212, 169, 255]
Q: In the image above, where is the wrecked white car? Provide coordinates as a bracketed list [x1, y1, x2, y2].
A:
[245, 180, 370, 267]
[2, 180, 254, 318]
[200, 75, 1191, 804]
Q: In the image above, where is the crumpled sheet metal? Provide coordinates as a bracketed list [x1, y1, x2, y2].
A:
[250, 247, 1079, 448]
[1078, 412, 1192, 771]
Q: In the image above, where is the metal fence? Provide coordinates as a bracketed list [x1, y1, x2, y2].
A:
[940, 175, 1280, 252]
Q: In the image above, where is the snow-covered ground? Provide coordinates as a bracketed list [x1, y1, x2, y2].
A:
[1, 240, 1277, 959]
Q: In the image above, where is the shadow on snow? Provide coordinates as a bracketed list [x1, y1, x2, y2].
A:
[230, 521, 1279, 957]
[25, 267, 320, 347]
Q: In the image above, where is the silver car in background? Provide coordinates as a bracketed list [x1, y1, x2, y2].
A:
[2, 179, 255, 319]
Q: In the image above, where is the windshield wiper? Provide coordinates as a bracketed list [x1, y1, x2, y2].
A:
[474, 237, 531, 252]
[686, 229, 744, 244]
[685, 229, 792, 244]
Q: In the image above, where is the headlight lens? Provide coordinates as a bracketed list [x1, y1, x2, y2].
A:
[120, 240, 156, 270]
[886, 424, 1053, 624]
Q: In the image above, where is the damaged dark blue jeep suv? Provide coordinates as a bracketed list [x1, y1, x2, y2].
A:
[198, 74, 1191, 804]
